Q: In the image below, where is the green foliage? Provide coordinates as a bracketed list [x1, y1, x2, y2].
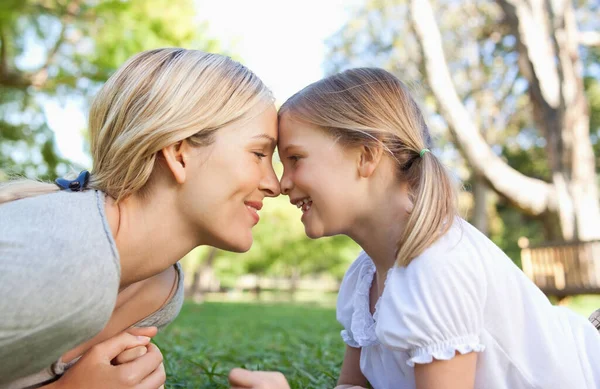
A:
[586, 76, 600, 171]
[155, 302, 345, 389]
[230, 192, 360, 281]
[0, 0, 220, 179]
[488, 204, 545, 266]
[0, 87, 63, 180]
[186, 193, 361, 285]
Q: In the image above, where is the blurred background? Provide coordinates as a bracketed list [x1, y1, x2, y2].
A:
[1, 0, 599, 387]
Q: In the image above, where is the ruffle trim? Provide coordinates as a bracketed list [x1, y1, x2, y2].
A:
[406, 336, 486, 367]
[348, 257, 379, 347]
[341, 329, 360, 348]
[341, 255, 398, 348]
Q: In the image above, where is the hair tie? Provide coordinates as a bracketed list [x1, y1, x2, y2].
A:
[419, 148, 430, 158]
[55, 170, 90, 192]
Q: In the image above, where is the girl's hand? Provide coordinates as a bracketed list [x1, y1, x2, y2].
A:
[228, 368, 290, 389]
[50, 330, 166, 389]
[334, 386, 368, 389]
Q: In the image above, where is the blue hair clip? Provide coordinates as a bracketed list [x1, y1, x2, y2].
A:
[55, 170, 90, 192]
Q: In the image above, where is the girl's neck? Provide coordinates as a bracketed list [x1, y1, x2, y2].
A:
[104, 192, 199, 289]
[347, 190, 409, 295]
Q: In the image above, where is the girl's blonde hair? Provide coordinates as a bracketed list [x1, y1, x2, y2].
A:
[0, 48, 273, 204]
[279, 68, 457, 267]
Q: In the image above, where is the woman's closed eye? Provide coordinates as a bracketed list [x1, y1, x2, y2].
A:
[253, 152, 267, 160]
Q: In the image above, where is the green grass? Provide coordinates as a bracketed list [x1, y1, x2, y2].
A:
[155, 302, 345, 389]
[552, 294, 600, 317]
[155, 296, 599, 388]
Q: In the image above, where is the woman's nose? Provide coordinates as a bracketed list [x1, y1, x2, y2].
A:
[260, 165, 281, 197]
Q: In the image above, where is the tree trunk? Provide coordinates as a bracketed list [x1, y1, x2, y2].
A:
[472, 174, 489, 235]
[187, 247, 218, 302]
[410, 0, 600, 241]
[496, 0, 600, 241]
[252, 275, 262, 300]
[289, 267, 301, 301]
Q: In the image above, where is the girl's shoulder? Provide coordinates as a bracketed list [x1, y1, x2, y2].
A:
[406, 217, 493, 274]
[336, 251, 374, 312]
[374, 219, 488, 360]
[336, 251, 378, 347]
[341, 251, 373, 283]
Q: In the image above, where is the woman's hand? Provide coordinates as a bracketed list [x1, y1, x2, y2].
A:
[49, 329, 165, 389]
[113, 328, 165, 389]
[228, 368, 290, 389]
[113, 344, 165, 389]
[112, 327, 157, 364]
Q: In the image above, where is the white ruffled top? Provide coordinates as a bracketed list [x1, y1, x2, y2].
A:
[336, 218, 600, 389]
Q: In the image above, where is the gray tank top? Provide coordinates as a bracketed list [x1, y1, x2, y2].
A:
[0, 190, 184, 388]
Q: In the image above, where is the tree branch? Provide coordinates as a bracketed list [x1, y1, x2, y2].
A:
[579, 31, 600, 47]
[29, 23, 67, 88]
[0, 26, 7, 77]
[409, 0, 553, 216]
[497, 67, 519, 104]
[22, 0, 82, 89]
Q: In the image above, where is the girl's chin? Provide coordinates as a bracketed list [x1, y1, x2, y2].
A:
[304, 225, 325, 240]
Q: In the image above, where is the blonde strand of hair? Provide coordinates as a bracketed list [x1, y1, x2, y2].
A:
[396, 154, 457, 266]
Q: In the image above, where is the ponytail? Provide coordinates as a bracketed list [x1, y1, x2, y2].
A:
[0, 180, 60, 205]
[395, 152, 457, 266]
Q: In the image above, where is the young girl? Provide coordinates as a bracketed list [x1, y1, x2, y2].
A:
[229, 67, 600, 389]
[1, 48, 280, 389]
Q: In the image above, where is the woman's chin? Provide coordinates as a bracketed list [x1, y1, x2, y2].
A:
[217, 235, 253, 253]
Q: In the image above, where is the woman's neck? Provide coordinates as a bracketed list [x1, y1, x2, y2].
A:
[104, 192, 199, 288]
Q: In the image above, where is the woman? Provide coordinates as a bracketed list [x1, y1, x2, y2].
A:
[0, 48, 280, 388]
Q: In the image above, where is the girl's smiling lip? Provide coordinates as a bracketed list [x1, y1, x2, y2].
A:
[291, 196, 312, 217]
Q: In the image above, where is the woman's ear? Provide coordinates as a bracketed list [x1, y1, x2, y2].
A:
[161, 140, 188, 184]
[357, 144, 384, 178]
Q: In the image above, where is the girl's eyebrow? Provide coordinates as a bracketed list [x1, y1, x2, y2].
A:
[283, 144, 301, 153]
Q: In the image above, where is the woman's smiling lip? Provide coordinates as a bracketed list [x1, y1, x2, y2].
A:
[244, 200, 263, 224]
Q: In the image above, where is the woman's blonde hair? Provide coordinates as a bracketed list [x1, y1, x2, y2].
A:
[279, 68, 457, 267]
[0, 48, 273, 204]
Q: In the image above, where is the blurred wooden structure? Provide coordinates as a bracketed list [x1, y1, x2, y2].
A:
[519, 238, 600, 298]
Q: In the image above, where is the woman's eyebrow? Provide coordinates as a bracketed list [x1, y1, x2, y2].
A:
[252, 134, 276, 148]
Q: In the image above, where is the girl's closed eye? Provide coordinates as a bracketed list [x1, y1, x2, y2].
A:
[287, 155, 301, 163]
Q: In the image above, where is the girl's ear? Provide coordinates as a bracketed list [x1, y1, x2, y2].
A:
[357, 144, 384, 178]
[161, 140, 189, 184]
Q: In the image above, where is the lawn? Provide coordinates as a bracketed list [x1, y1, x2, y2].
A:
[155, 296, 600, 389]
[155, 302, 345, 389]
